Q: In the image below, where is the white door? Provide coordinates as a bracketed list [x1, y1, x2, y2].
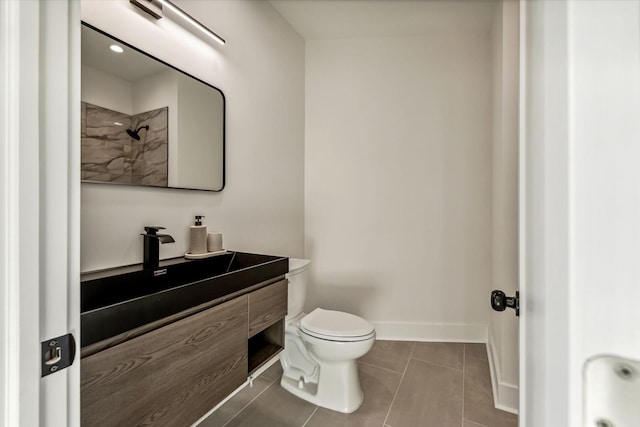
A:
[0, 0, 81, 426]
[520, 0, 640, 426]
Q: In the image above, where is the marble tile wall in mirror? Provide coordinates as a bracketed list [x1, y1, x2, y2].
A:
[81, 102, 169, 186]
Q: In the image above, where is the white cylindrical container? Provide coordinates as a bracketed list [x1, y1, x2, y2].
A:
[207, 232, 223, 252]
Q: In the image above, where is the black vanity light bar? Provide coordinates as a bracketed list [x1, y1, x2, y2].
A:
[130, 0, 225, 46]
[130, 0, 163, 19]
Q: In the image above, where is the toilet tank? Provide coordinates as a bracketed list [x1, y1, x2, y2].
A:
[286, 258, 311, 318]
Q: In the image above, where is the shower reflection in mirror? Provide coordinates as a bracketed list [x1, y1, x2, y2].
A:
[81, 103, 168, 187]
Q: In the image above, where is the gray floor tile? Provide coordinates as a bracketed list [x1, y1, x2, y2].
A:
[358, 340, 415, 373]
[224, 381, 317, 427]
[412, 342, 464, 370]
[305, 362, 402, 427]
[463, 355, 517, 427]
[465, 343, 488, 361]
[386, 358, 463, 427]
[259, 360, 283, 382]
[198, 376, 275, 427]
[201, 341, 517, 427]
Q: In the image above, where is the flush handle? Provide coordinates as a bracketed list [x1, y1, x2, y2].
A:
[491, 290, 520, 317]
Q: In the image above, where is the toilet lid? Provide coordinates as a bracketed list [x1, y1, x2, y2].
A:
[300, 308, 375, 340]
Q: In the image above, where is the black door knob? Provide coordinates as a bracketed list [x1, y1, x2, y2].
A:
[491, 290, 520, 317]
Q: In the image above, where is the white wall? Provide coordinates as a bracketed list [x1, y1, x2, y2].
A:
[176, 73, 224, 190]
[81, 64, 133, 114]
[304, 31, 493, 340]
[81, 0, 305, 271]
[132, 69, 177, 115]
[132, 69, 179, 184]
[488, 0, 519, 413]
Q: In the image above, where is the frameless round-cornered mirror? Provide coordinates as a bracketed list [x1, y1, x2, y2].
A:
[80, 22, 225, 191]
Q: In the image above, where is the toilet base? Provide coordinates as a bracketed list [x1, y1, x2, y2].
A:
[280, 359, 364, 414]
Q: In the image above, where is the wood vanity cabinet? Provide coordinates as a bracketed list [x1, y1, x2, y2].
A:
[248, 280, 287, 373]
[248, 279, 287, 336]
[81, 279, 287, 427]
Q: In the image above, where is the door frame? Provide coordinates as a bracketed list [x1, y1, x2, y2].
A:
[519, 0, 572, 425]
[519, 0, 640, 425]
[1, 0, 81, 425]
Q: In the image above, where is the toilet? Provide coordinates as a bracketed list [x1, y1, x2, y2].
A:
[280, 258, 376, 413]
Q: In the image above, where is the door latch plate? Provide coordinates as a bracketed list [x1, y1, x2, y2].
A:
[41, 333, 76, 377]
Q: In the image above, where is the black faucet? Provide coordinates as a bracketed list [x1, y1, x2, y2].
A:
[141, 226, 175, 269]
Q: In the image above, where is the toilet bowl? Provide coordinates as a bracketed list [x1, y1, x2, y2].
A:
[280, 259, 376, 413]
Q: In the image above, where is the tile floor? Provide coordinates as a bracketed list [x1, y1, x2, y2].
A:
[199, 341, 518, 427]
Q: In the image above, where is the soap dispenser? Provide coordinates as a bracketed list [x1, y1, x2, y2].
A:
[189, 215, 207, 254]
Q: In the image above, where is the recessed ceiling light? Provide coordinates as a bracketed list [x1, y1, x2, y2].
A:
[110, 44, 124, 53]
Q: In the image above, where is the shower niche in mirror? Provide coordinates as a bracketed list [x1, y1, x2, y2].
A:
[81, 22, 225, 191]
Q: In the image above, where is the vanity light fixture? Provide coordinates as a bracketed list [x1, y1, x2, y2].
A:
[158, 0, 225, 45]
[130, 0, 225, 46]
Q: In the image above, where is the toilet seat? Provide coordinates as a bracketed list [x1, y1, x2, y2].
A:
[300, 308, 375, 342]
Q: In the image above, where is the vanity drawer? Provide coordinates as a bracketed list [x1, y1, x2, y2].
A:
[248, 279, 287, 337]
[81, 295, 248, 427]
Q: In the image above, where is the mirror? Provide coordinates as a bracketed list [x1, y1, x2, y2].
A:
[80, 22, 225, 191]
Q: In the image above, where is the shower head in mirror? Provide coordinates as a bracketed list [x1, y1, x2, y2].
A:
[126, 125, 149, 141]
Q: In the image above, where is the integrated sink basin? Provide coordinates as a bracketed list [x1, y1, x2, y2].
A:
[81, 252, 288, 351]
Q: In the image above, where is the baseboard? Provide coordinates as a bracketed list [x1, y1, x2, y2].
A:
[487, 329, 519, 414]
[371, 321, 488, 343]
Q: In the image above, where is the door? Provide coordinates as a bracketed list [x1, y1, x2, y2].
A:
[519, 0, 640, 426]
[0, 0, 81, 425]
